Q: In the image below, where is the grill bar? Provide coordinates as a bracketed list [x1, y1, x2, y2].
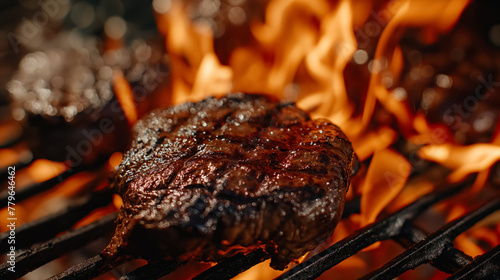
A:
[277, 182, 468, 280]
[49, 254, 127, 280]
[193, 249, 270, 280]
[448, 244, 500, 280]
[396, 222, 473, 273]
[0, 187, 112, 253]
[359, 197, 500, 280]
[0, 212, 117, 280]
[0, 166, 82, 206]
[120, 260, 186, 280]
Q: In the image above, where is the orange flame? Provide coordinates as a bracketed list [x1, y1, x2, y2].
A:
[419, 143, 500, 183]
[27, 159, 67, 183]
[108, 152, 123, 169]
[112, 69, 138, 126]
[360, 148, 411, 225]
[155, 1, 232, 103]
[363, 0, 470, 135]
[147, 0, 488, 278]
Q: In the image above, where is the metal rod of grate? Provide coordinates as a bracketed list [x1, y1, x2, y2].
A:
[0, 212, 117, 280]
[192, 249, 270, 280]
[395, 222, 473, 274]
[359, 197, 500, 280]
[119, 260, 186, 280]
[0, 186, 111, 254]
[447, 244, 500, 280]
[0, 165, 82, 206]
[50, 255, 127, 280]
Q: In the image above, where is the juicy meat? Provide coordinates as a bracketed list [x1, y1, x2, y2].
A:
[102, 93, 357, 269]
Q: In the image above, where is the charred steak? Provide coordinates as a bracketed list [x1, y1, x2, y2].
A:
[102, 93, 357, 269]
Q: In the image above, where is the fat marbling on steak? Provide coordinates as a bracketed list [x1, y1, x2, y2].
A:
[102, 93, 357, 269]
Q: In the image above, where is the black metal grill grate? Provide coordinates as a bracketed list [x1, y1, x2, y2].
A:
[1, 134, 500, 280]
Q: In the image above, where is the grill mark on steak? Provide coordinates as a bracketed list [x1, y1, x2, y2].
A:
[102, 93, 357, 270]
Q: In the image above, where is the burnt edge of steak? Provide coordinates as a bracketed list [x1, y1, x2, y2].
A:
[102, 93, 357, 270]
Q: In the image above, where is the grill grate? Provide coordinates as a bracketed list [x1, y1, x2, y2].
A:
[192, 249, 270, 280]
[0, 187, 111, 254]
[0, 213, 117, 279]
[277, 182, 475, 280]
[0, 165, 81, 206]
[395, 224, 473, 274]
[49, 255, 126, 280]
[120, 260, 186, 280]
[358, 198, 500, 280]
[0, 136, 499, 280]
[448, 244, 500, 280]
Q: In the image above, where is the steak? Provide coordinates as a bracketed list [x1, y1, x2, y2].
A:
[6, 37, 129, 164]
[6, 35, 168, 165]
[102, 93, 357, 269]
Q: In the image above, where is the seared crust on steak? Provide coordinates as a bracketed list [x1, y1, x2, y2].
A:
[102, 93, 357, 269]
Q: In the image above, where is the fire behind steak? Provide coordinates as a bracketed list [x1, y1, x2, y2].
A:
[102, 93, 357, 269]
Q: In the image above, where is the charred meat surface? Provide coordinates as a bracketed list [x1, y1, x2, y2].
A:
[102, 93, 357, 269]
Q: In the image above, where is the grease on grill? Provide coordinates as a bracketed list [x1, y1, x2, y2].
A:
[102, 93, 358, 270]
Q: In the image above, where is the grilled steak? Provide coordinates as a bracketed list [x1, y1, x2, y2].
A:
[7, 38, 130, 164]
[6, 35, 168, 165]
[102, 93, 357, 269]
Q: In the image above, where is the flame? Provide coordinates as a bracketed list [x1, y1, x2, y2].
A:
[454, 234, 485, 257]
[47, 0, 500, 278]
[418, 143, 500, 184]
[232, 260, 288, 280]
[0, 145, 31, 169]
[352, 126, 397, 161]
[26, 159, 67, 183]
[148, 0, 487, 277]
[113, 194, 123, 209]
[73, 204, 117, 228]
[0, 121, 21, 146]
[108, 152, 123, 169]
[112, 69, 138, 126]
[363, 0, 470, 135]
[360, 148, 411, 225]
[155, 1, 233, 103]
[386, 178, 434, 213]
[152, 0, 469, 162]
